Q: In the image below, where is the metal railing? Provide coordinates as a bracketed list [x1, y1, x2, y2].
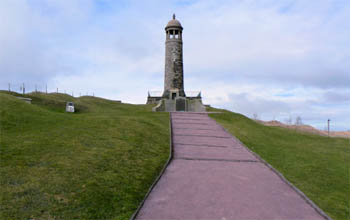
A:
[0, 82, 95, 97]
[148, 91, 201, 97]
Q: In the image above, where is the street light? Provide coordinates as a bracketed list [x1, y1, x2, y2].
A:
[328, 119, 331, 137]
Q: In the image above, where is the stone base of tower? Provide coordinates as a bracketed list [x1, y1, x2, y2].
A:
[152, 97, 206, 112]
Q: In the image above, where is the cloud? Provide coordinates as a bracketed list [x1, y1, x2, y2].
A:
[182, 0, 350, 89]
[0, 0, 349, 130]
[322, 91, 350, 103]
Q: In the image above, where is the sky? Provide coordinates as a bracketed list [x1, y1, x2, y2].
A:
[0, 0, 349, 131]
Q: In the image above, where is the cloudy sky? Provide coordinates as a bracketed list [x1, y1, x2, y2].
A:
[1, 0, 349, 131]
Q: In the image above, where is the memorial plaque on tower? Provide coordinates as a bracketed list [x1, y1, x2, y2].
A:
[176, 98, 186, 111]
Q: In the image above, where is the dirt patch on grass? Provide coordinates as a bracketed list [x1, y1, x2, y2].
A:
[256, 120, 350, 138]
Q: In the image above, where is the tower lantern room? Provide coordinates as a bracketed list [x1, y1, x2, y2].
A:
[165, 14, 183, 40]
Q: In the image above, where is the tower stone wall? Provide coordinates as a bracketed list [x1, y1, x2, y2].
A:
[148, 14, 206, 112]
[163, 14, 185, 99]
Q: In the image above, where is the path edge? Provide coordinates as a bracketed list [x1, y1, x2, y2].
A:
[208, 115, 333, 220]
[130, 113, 174, 220]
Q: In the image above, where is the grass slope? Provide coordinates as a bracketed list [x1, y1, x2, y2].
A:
[0, 91, 169, 219]
[209, 108, 349, 220]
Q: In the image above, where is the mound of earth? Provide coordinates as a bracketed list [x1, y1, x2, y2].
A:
[256, 120, 350, 138]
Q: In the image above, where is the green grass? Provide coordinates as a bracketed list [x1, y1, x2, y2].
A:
[0, 91, 170, 219]
[209, 108, 350, 220]
[1, 93, 349, 219]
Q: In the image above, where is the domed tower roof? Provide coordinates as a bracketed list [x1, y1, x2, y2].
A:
[165, 14, 183, 30]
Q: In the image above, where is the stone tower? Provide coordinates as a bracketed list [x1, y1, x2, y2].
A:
[163, 14, 185, 99]
[147, 14, 206, 112]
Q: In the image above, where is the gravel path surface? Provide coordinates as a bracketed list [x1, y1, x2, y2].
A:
[136, 112, 325, 220]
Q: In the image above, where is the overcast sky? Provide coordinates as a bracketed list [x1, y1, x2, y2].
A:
[1, 0, 349, 131]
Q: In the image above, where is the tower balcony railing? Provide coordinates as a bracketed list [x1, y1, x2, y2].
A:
[148, 91, 201, 98]
[148, 91, 163, 97]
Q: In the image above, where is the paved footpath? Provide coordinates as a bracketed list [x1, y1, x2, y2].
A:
[136, 112, 325, 220]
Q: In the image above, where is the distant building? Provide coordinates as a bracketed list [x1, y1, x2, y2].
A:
[147, 14, 206, 112]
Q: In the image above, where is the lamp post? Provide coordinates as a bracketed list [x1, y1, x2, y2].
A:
[327, 119, 331, 137]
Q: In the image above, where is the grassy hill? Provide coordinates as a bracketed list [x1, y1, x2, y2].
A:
[0, 91, 170, 219]
[209, 108, 349, 220]
[1, 92, 348, 219]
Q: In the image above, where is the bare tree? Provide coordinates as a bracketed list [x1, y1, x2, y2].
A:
[253, 113, 259, 120]
[285, 115, 292, 125]
[295, 116, 302, 125]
